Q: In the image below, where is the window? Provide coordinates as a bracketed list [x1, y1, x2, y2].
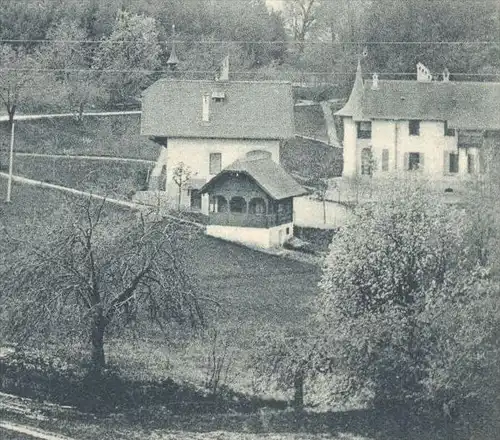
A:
[361, 148, 373, 175]
[444, 121, 456, 137]
[286, 227, 290, 235]
[189, 189, 202, 210]
[357, 121, 372, 139]
[381, 149, 389, 171]
[248, 197, 267, 215]
[408, 152, 421, 171]
[467, 154, 476, 174]
[449, 153, 459, 173]
[230, 196, 246, 213]
[409, 120, 420, 136]
[209, 153, 222, 175]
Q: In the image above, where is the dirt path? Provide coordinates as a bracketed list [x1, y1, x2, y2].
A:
[0, 421, 74, 440]
[14, 152, 154, 164]
[0, 111, 141, 123]
[319, 101, 340, 147]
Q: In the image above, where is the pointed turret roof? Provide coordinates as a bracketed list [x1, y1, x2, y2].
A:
[335, 60, 366, 120]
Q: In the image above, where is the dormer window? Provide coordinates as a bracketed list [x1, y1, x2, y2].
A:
[211, 90, 225, 103]
[357, 121, 372, 139]
[444, 121, 455, 137]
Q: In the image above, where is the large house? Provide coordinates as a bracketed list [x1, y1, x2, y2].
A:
[200, 150, 307, 248]
[140, 73, 294, 215]
[336, 62, 500, 180]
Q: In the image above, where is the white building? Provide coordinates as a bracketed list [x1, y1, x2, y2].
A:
[140, 76, 294, 214]
[336, 62, 500, 181]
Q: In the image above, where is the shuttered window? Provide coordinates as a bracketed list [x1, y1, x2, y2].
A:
[449, 153, 459, 173]
[209, 153, 222, 175]
[381, 149, 389, 171]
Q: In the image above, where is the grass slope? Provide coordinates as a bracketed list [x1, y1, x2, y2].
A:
[281, 137, 343, 180]
[0, 180, 320, 398]
[294, 105, 328, 143]
[0, 115, 160, 160]
[10, 156, 152, 199]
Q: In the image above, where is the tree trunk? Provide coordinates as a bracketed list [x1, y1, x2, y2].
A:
[78, 102, 84, 122]
[293, 370, 304, 410]
[90, 312, 107, 376]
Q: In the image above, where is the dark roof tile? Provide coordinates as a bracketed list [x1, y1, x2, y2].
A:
[141, 79, 294, 139]
[337, 74, 500, 130]
[201, 157, 308, 200]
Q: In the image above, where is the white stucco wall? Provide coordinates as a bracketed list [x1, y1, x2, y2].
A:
[294, 196, 352, 229]
[206, 222, 293, 248]
[151, 137, 280, 212]
[342, 117, 358, 177]
[342, 118, 478, 179]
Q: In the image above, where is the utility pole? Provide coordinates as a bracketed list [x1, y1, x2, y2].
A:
[6, 121, 15, 203]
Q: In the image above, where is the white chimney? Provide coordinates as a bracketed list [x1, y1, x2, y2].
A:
[442, 68, 450, 82]
[371, 73, 379, 90]
[416, 62, 432, 82]
[216, 55, 230, 82]
[202, 92, 210, 122]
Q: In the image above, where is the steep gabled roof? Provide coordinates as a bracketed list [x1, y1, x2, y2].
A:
[200, 157, 308, 200]
[336, 67, 500, 130]
[141, 79, 295, 140]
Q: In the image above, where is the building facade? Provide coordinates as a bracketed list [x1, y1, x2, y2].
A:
[200, 153, 307, 248]
[140, 78, 294, 214]
[336, 62, 500, 181]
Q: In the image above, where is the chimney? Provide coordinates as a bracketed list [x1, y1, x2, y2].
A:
[442, 68, 450, 82]
[202, 92, 210, 122]
[216, 55, 230, 81]
[371, 73, 379, 90]
[166, 24, 179, 70]
[416, 62, 432, 82]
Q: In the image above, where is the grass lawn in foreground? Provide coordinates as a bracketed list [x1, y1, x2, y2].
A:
[0, 180, 320, 398]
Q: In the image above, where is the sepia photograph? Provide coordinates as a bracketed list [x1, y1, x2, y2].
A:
[0, 0, 499, 438]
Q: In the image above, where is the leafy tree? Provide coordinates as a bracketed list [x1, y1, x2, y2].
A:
[0, 198, 207, 376]
[37, 19, 107, 118]
[314, 180, 500, 416]
[93, 10, 161, 104]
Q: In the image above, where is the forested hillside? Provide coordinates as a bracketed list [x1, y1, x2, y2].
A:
[0, 0, 498, 118]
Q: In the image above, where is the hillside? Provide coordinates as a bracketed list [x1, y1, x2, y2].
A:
[281, 137, 343, 181]
[0, 115, 160, 161]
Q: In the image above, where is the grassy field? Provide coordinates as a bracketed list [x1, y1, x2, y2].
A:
[0, 115, 160, 160]
[8, 156, 152, 199]
[0, 179, 320, 398]
[294, 105, 328, 143]
[281, 137, 343, 180]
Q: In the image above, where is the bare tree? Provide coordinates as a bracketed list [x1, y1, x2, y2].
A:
[0, 45, 34, 128]
[172, 162, 192, 210]
[0, 197, 208, 376]
[284, 0, 318, 52]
